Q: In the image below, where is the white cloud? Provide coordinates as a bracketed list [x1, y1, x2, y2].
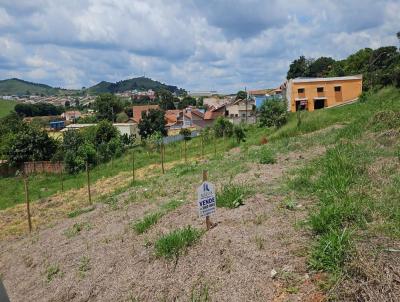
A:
[0, 0, 399, 92]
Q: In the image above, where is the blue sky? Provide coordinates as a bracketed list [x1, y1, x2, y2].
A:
[0, 0, 399, 93]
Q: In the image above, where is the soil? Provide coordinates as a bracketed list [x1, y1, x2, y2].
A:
[0, 145, 327, 301]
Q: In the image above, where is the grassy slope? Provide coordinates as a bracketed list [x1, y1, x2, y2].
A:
[0, 99, 16, 118]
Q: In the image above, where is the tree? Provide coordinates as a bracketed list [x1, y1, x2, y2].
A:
[236, 90, 247, 100]
[94, 93, 124, 122]
[180, 128, 191, 163]
[287, 56, 308, 79]
[116, 112, 129, 123]
[233, 125, 246, 143]
[259, 99, 288, 128]
[213, 117, 234, 137]
[65, 100, 71, 108]
[158, 90, 175, 110]
[95, 120, 119, 146]
[306, 57, 335, 77]
[7, 124, 57, 166]
[178, 96, 196, 109]
[138, 109, 167, 139]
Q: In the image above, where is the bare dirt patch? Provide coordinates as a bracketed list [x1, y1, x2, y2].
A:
[0, 142, 329, 301]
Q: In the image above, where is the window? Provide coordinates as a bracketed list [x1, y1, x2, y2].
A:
[317, 87, 324, 93]
[334, 86, 341, 92]
[298, 88, 305, 93]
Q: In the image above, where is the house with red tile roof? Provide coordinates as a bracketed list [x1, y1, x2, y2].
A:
[132, 105, 159, 123]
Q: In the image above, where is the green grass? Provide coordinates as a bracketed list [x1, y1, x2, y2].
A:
[216, 184, 249, 208]
[67, 206, 95, 218]
[284, 86, 400, 279]
[131, 199, 185, 234]
[132, 212, 162, 234]
[64, 222, 92, 238]
[154, 226, 203, 259]
[46, 264, 60, 282]
[0, 99, 16, 118]
[0, 126, 263, 210]
[258, 146, 276, 164]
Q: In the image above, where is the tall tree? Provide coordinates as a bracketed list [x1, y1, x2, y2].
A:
[307, 57, 336, 77]
[236, 90, 247, 100]
[138, 109, 167, 139]
[287, 56, 309, 79]
[158, 90, 175, 110]
[94, 93, 123, 122]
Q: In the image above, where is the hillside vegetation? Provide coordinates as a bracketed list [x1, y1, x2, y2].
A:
[0, 99, 16, 118]
[0, 78, 71, 96]
[86, 76, 184, 94]
[0, 88, 399, 301]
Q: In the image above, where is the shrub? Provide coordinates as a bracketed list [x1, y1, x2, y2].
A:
[233, 125, 246, 143]
[46, 264, 60, 282]
[259, 147, 276, 164]
[213, 117, 234, 137]
[216, 184, 249, 208]
[155, 226, 203, 259]
[259, 99, 288, 128]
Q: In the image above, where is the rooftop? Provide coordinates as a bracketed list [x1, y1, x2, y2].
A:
[292, 75, 362, 83]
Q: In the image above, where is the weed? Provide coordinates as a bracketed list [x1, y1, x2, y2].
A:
[216, 184, 249, 208]
[160, 199, 184, 212]
[67, 206, 95, 218]
[64, 222, 92, 238]
[155, 226, 203, 259]
[46, 264, 60, 282]
[259, 146, 276, 164]
[132, 212, 162, 234]
[172, 163, 198, 176]
[190, 283, 210, 302]
[254, 235, 265, 250]
[309, 228, 352, 273]
[254, 212, 267, 225]
[282, 197, 297, 210]
[78, 256, 91, 277]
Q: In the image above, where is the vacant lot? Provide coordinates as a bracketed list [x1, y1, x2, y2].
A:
[1, 87, 399, 301]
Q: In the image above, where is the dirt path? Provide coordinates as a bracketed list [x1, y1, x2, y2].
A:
[0, 145, 327, 301]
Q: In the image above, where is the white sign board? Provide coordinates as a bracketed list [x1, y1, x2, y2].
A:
[197, 181, 216, 218]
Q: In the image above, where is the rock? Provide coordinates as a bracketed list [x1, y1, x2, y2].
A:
[270, 269, 278, 278]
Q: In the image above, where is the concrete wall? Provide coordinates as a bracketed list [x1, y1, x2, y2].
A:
[289, 78, 362, 112]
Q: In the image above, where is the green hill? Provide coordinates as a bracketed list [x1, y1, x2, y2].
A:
[0, 99, 16, 118]
[0, 78, 68, 96]
[87, 76, 185, 95]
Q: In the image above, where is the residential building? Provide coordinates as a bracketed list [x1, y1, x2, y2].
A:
[285, 75, 362, 112]
[61, 110, 81, 122]
[203, 97, 229, 108]
[132, 105, 159, 123]
[62, 123, 139, 138]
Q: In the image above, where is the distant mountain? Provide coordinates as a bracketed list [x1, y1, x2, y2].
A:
[86, 77, 185, 95]
[0, 78, 72, 96]
[0, 77, 185, 97]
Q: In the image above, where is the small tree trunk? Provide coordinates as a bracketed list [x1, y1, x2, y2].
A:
[184, 140, 187, 163]
[131, 150, 135, 185]
[86, 161, 92, 205]
[161, 143, 165, 174]
[24, 175, 32, 233]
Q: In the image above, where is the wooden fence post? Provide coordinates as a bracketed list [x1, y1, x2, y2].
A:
[161, 142, 165, 174]
[23, 175, 32, 233]
[201, 135, 204, 158]
[86, 161, 92, 205]
[131, 149, 135, 185]
[184, 139, 187, 163]
[60, 163, 64, 192]
[203, 170, 212, 230]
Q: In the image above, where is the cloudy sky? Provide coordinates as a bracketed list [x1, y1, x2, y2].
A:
[0, 0, 399, 93]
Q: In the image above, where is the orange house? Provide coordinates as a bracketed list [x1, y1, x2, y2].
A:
[286, 75, 362, 112]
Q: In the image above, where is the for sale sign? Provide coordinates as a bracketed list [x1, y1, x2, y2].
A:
[197, 181, 216, 218]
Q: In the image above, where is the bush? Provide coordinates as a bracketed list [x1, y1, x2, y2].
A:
[259, 147, 276, 164]
[259, 99, 288, 128]
[233, 125, 246, 143]
[155, 226, 202, 259]
[216, 184, 249, 208]
[213, 117, 233, 137]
